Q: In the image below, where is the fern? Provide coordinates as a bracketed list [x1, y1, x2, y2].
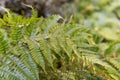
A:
[0, 54, 39, 80]
[0, 9, 120, 80]
[0, 29, 9, 54]
[24, 37, 46, 72]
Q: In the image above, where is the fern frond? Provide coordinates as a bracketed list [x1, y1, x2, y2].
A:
[0, 29, 9, 54]
[38, 35, 54, 69]
[19, 47, 39, 80]
[0, 46, 40, 80]
[107, 58, 120, 72]
[24, 37, 45, 72]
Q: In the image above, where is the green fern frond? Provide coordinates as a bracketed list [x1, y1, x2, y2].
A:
[0, 54, 39, 80]
[20, 51, 39, 80]
[105, 41, 120, 56]
[0, 29, 9, 54]
[24, 37, 45, 72]
[107, 58, 120, 72]
[38, 35, 54, 69]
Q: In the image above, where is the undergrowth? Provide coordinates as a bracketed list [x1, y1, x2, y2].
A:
[0, 9, 120, 80]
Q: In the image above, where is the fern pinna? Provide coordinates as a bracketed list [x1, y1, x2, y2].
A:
[0, 10, 120, 80]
